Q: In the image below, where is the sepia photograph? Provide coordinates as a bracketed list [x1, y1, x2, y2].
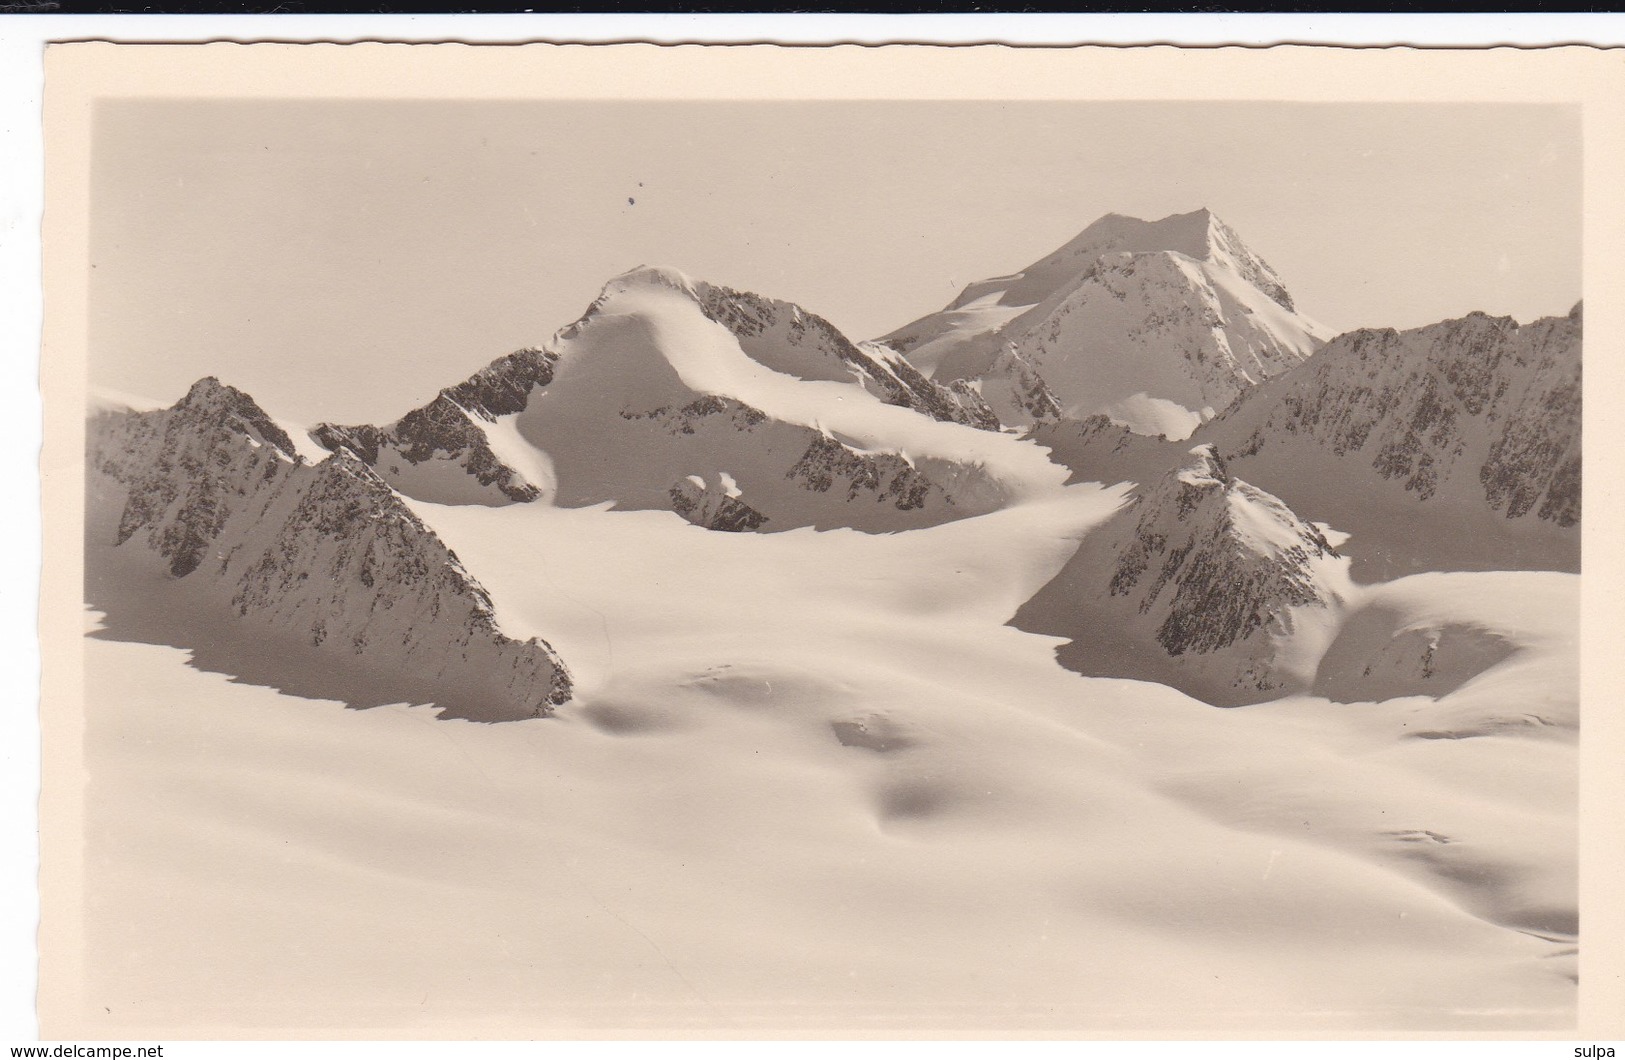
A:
[31, 38, 1625, 1043]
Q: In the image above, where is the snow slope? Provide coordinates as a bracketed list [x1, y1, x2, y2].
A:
[878, 210, 1332, 436]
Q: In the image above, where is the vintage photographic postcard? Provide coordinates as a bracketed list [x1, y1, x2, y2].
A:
[34, 40, 1625, 1040]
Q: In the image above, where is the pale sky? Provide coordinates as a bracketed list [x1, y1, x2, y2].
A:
[90, 100, 1581, 426]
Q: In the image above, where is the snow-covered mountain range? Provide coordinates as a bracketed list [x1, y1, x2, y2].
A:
[84, 209, 1582, 715]
[77, 207, 1585, 1030]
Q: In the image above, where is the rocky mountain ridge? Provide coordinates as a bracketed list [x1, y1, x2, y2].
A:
[84, 216, 1583, 718]
[90, 377, 573, 719]
[1215, 304, 1581, 527]
[1014, 444, 1349, 705]
[1030, 303, 1582, 577]
[314, 347, 560, 504]
[679, 272, 1000, 431]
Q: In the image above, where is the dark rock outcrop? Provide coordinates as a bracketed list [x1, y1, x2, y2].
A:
[669, 474, 770, 532]
[786, 435, 947, 513]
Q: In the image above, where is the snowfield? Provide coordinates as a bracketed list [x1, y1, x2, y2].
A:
[74, 481, 1577, 1036]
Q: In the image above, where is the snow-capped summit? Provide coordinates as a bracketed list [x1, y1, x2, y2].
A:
[567, 264, 999, 430]
[315, 265, 1064, 532]
[1014, 442, 1348, 705]
[878, 209, 1331, 437]
[948, 208, 1297, 314]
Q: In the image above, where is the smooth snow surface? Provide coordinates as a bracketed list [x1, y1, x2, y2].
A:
[76, 481, 1577, 1036]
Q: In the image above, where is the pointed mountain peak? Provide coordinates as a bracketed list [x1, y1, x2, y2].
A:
[556, 264, 709, 344]
[179, 375, 231, 405]
[1136, 443, 1239, 522]
[174, 376, 298, 459]
[178, 375, 256, 417]
[1150, 205, 1220, 234]
[1134, 443, 1335, 566]
[947, 207, 1298, 315]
